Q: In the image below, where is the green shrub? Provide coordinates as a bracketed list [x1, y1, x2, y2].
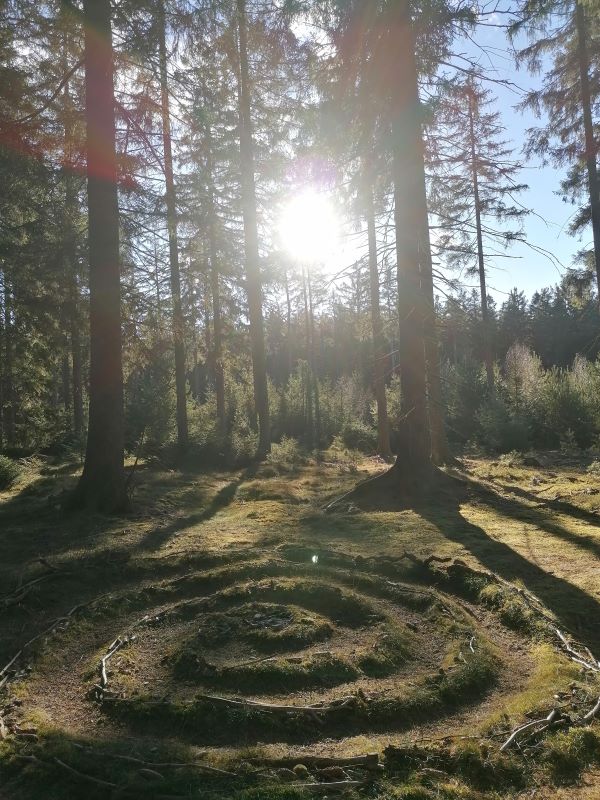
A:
[441, 358, 489, 446]
[0, 455, 21, 489]
[544, 728, 600, 783]
[586, 459, 600, 475]
[475, 397, 531, 453]
[124, 346, 175, 452]
[340, 419, 377, 452]
[267, 436, 304, 467]
[498, 450, 524, 466]
[532, 369, 594, 449]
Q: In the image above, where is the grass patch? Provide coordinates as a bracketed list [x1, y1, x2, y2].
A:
[0, 455, 22, 490]
[104, 646, 500, 745]
[191, 602, 334, 652]
[543, 728, 600, 784]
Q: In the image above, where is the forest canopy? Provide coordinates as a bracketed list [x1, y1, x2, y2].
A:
[1, 0, 599, 502]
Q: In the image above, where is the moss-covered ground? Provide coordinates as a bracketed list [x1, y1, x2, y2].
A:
[0, 447, 599, 798]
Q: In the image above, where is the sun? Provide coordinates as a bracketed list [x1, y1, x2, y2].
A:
[277, 188, 340, 265]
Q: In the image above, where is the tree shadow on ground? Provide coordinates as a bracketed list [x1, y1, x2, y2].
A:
[351, 471, 600, 652]
[468, 478, 600, 562]
[0, 728, 244, 800]
[492, 479, 600, 526]
[137, 466, 256, 551]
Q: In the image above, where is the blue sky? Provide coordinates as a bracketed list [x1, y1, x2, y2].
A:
[464, 20, 588, 300]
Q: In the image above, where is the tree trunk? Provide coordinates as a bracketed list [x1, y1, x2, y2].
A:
[284, 268, 293, 377]
[236, 0, 270, 457]
[61, 354, 71, 425]
[419, 214, 451, 465]
[364, 179, 392, 459]
[391, 7, 432, 486]
[70, 298, 84, 439]
[301, 265, 314, 448]
[59, 22, 84, 441]
[65, 165, 84, 440]
[2, 274, 15, 449]
[307, 267, 321, 447]
[411, 139, 451, 464]
[158, 2, 188, 449]
[72, 0, 125, 512]
[467, 82, 494, 390]
[0, 276, 3, 452]
[205, 129, 226, 435]
[574, 0, 600, 301]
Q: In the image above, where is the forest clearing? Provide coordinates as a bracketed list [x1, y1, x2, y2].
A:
[3, 0, 600, 797]
[1, 449, 599, 798]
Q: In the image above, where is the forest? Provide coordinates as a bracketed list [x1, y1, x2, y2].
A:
[1, 0, 600, 798]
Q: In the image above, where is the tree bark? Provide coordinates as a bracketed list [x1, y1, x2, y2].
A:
[158, 2, 188, 450]
[418, 202, 451, 465]
[301, 265, 314, 448]
[307, 267, 321, 447]
[284, 268, 293, 377]
[236, 0, 270, 457]
[72, 0, 125, 512]
[574, 0, 600, 301]
[59, 22, 84, 440]
[410, 128, 451, 464]
[364, 179, 392, 459]
[391, 6, 432, 485]
[0, 275, 3, 452]
[70, 296, 84, 439]
[2, 273, 15, 449]
[467, 81, 494, 390]
[61, 354, 71, 424]
[205, 129, 226, 435]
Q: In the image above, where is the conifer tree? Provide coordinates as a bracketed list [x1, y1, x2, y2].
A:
[72, 0, 126, 511]
[513, 0, 600, 295]
[427, 74, 528, 390]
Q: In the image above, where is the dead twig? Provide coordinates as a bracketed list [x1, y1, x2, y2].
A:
[500, 709, 560, 751]
[296, 779, 367, 793]
[53, 757, 118, 788]
[555, 629, 599, 672]
[0, 593, 111, 689]
[248, 753, 379, 770]
[99, 636, 134, 691]
[581, 696, 600, 724]
[14, 754, 117, 789]
[196, 693, 355, 719]
[1, 572, 63, 609]
[226, 654, 276, 670]
[71, 743, 236, 776]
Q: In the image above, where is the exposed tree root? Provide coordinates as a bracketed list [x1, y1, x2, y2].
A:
[323, 464, 459, 513]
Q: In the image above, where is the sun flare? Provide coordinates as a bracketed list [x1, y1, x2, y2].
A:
[277, 188, 340, 265]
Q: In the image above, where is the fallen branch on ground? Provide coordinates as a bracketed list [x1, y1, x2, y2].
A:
[0, 594, 110, 691]
[196, 693, 356, 718]
[296, 779, 367, 793]
[99, 636, 135, 691]
[555, 628, 600, 673]
[15, 754, 117, 789]
[1, 572, 63, 609]
[71, 743, 236, 776]
[248, 753, 379, 770]
[500, 709, 561, 751]
[581, 696, 600, 724]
